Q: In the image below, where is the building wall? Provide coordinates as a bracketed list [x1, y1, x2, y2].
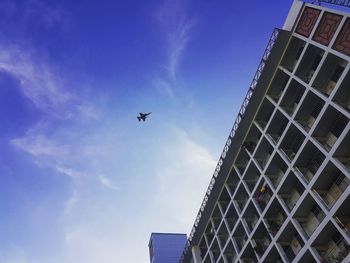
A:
[183, 2, 350, 263]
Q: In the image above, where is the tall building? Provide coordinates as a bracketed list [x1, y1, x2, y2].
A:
[149, 233, 187, 263]
[180, 1, 350, 262]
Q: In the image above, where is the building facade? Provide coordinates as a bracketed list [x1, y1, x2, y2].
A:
[180, 1, 350, 262]
[149, 233, 187, 263]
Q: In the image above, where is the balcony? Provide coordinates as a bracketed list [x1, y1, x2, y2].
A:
[203, 255, 211, 263]
[234, 148, 250, 176]
[333, 67, 350, 112]
[266, 110, 288, 145]
[225, 202, 238, 232]
[218, 222, 230, 248]
[279, 124, 305, 162]
[233, 222, 248, 252]
[254, 138, 274, 170]
[295, 91, 325, 132]
[267, 69, 290, 102]
[254, 181, 272, 212]
[204, 221, 215, 245]
[242, 202, 259, 233]
[266, 152, 288, 189]
[313, 161, 349, 209]
[255, 99, 275, 130]
[313, 222, 350, 263]
[312, 53, 347, 96]
[251, 223, 272, 258]
[199, 237, 208, 259]
[280, 80, 305, 116]
[241, 243, 258, 263]
[278, 222, 305, 262]
[334, 129, 350, 173]
[295, 44, 324, 84]
[234, 184, 249, 213]
[211, 205, 223, 232]
[278, 172, 305, 212]
[281, 36, 306, 73]
[312, 106, 348, 152]
[299, 250, 317, 263]
[218, 187, 231, 214]
[294, 142, 325, 183]
[209, 238, 221, 262]
[242, 123, 262, 155]
[225, 168, 240, 196]
[263, 246, 284, 263]
[223, 240, 237, 263]
[242, 162, 260, 193]
[294, 194, 325, 237]
[264, 199, 287, 236]
[334, 194, 350, 238]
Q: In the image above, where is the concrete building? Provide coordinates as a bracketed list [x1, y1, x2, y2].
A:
[180, 1, 350, 262]
[149, 233, 187, 263]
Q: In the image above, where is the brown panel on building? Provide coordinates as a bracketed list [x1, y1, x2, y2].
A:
[313, 12, 342, 46]
[296, 7, 321, 37]
[334, 18, 350, 56]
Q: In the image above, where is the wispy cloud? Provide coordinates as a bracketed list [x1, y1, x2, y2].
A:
[153, 0, 195, 99]
[98, 174, 119, 191]
[0, 45, 72, 116]
[156, 0, 195, 79]
[152, 76, 175, 99]
[56, 166, 87, 178]
[11, 131, 69, 158]
[0, 0, 68, 34]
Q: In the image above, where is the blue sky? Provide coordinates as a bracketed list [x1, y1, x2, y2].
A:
[0, 0, 292, 262]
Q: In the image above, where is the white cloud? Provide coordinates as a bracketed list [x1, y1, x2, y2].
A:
[11, 132, 69, 158]
[0, 45, 72, 116]
[63, 189, 80, 215]
[98, 174, 119, 191]
[0, 43, 100, 122]
[56, 166, 86, 178]
[153, 77, 175, 99]
[64, 229, 121, 263]
[155, 0, 195, 79]
[153, 127, 216, 231]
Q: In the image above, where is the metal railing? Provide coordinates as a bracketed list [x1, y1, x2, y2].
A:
[179, 27, 281, 263]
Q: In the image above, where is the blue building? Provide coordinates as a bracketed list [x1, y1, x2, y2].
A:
[149, 233, 187, 263]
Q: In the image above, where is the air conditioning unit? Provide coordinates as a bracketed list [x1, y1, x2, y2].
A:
[325, 80, 336, 95]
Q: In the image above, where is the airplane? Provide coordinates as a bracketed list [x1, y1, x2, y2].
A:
[137, 112, 151, 122]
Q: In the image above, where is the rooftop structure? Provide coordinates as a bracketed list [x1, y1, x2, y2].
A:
[180, 1, 350, 262]
[149, 233, 187, 263]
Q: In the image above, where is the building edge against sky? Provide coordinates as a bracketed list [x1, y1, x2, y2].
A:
[177, 0, 350, 262]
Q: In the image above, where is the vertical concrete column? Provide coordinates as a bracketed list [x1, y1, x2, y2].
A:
[191, 246, 202, 263]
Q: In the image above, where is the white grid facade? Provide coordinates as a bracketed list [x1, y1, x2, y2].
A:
[185, 2, 350, 263]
